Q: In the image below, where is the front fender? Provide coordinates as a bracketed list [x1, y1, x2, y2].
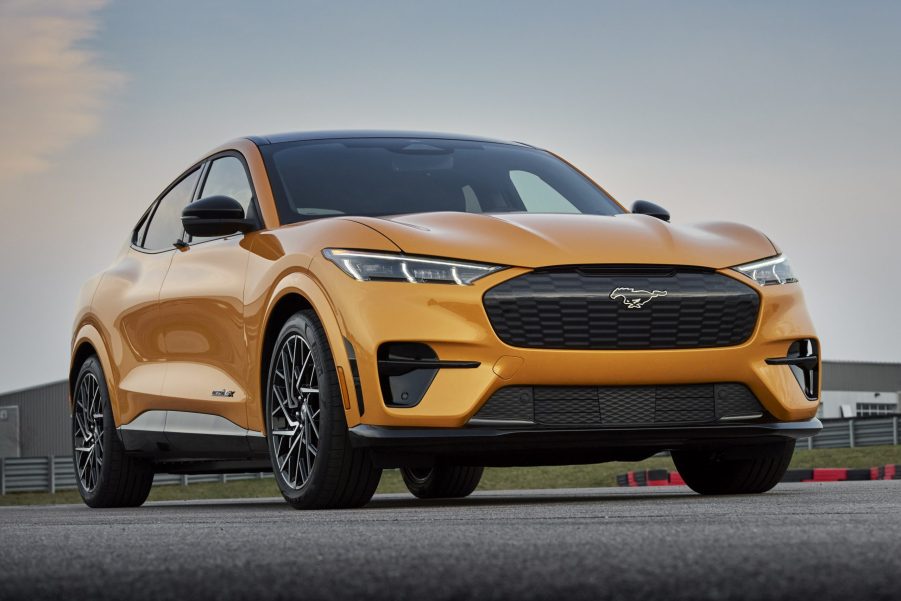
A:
[70, 321, 119, 422]
[251, 271, 362, 433]
[692, 221, 779, 265]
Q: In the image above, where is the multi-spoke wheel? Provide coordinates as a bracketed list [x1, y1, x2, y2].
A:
[270, 333, 322, 489]
[71, 356, 154, 508]
[73, 372, 104, 492]
[400, 465, 484, 499]
[265, 310, 382, 509]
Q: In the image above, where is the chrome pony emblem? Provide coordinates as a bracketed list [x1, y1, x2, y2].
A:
[609, 287, 668, 309]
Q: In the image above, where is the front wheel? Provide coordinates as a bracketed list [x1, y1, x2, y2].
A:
[265, 310, 382, 509]
[672, 440, 795, 495]
[400, 465, 484, 499]
[72, 356, 154, 508]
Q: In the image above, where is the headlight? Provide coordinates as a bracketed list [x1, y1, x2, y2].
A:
[733, 255, 797, 286]
[323, 249, 505, 285]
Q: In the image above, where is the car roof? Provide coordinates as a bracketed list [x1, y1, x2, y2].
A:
[245, 130, 531, 147]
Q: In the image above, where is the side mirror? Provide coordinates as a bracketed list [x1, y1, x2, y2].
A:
[182, 196, 255, 238]
[631, 200, 670, 222]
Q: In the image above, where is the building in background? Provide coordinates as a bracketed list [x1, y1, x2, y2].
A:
[0, 361, 899, 457]
[0, 380, 69, 458]
[821, 361, 901, 418]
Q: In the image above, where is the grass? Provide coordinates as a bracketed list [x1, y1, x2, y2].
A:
[2, 445, 898, 506]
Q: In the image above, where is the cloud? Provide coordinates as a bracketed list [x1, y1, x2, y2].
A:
[0, 0, 122, 182]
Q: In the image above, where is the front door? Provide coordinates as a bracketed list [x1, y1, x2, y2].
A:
[156, 154, 259, 432]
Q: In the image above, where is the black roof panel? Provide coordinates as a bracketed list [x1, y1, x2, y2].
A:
[246, 130, 527, 147]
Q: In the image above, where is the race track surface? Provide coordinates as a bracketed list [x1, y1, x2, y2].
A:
[1, 482, 899, 600]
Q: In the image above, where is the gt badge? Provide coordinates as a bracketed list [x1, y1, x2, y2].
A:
[609, 287, 668, 309]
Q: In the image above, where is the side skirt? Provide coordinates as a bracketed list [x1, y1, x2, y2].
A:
[118, 410, 269, 463]
[153, 459, 273, 475]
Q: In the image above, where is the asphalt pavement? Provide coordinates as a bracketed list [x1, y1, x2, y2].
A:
[1, 481, 899, 601]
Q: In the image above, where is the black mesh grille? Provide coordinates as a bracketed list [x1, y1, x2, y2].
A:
[599, 387, 655, 424]
[715, 383, 769, 417]
[483, 267, 760, 349]
[471, 383, 764, 427]
[472, 387, 534, 422]
[534, 388, 600, 424]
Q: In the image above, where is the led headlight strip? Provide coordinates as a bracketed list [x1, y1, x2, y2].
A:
[323, 249, 505, 285]
[733, 255, 798, 286]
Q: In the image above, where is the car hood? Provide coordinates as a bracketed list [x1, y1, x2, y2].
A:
[341, 212, 776, 269]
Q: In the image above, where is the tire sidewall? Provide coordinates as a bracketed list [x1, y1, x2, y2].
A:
[400, 465, 483, 499]
[401, 467, 434, 496]
[265, 312, 341, 505]
[72, 356, 117, 506]
[673, 440, 794, 495]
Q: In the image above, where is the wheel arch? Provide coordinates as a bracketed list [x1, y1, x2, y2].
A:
[256, 273, 358, 432]
[260, 292, 314, 409]
[69, 322, 117, 415]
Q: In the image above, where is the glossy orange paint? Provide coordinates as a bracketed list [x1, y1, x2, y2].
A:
[71, 136, 820, 438]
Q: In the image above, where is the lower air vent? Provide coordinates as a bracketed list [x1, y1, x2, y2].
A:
[471, 383, 765, 427]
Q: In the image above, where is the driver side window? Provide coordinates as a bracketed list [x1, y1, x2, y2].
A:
[200, 156, 254, 213]
[139, 168, 200, 251]
[190, 156, 255, 243]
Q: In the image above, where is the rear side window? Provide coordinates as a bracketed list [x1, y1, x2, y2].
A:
[141, 169, 200, 251]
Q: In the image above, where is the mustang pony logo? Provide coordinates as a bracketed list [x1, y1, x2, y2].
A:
[609, 287, 668, 309]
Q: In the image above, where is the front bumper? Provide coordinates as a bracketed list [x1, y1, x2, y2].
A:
[313, 257, 821, 428]
[349, 419, 822, 468]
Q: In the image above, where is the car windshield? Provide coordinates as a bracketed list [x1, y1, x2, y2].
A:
[260, 138, 623, 223]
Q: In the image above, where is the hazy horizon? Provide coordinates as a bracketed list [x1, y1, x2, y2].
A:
[1, 0, 899, 393]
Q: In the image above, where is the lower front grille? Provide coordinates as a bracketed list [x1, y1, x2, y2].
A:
[471, 383, 765, 427]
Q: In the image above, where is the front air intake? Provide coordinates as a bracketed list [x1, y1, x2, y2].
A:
[471, 383, 766, 427]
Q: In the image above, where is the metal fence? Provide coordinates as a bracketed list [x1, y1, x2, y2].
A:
[797, 415, 899, 450]
[0, 457, 271, 495]
[1, 416, 898, 495]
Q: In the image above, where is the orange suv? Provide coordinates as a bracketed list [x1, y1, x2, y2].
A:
[70, 131, 821, 509]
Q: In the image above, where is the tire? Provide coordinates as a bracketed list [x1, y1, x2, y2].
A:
[400, 465, 484, 499]
[265, 310, 382, 509]
[72, 356, 154, 508]
[672, 440, 795, 495]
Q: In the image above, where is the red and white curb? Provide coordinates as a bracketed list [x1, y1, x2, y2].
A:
[616, 464, 901, 487]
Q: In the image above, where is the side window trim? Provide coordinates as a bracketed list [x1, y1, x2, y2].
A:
[179, 160, 211, 245]
[132, 204, 154, 248]
[193, 160, 211, 202]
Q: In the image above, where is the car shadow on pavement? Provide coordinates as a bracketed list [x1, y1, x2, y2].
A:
[364, 491, 697, 510]
[134, 488, 704, 512]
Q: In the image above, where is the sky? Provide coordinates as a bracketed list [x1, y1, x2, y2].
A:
[0, 0, 899, 393]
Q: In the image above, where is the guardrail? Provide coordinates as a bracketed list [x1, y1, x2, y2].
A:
[1, 416, 898, 495]
[797, 415, 899, 450]
[0, 457, 271, 495]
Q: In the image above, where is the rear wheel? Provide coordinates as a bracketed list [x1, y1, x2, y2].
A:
[672, 440, 795, 495]
[265, 310, 381, 509]
[72, 356, 154, 508]
[400, 465, 484, 499]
